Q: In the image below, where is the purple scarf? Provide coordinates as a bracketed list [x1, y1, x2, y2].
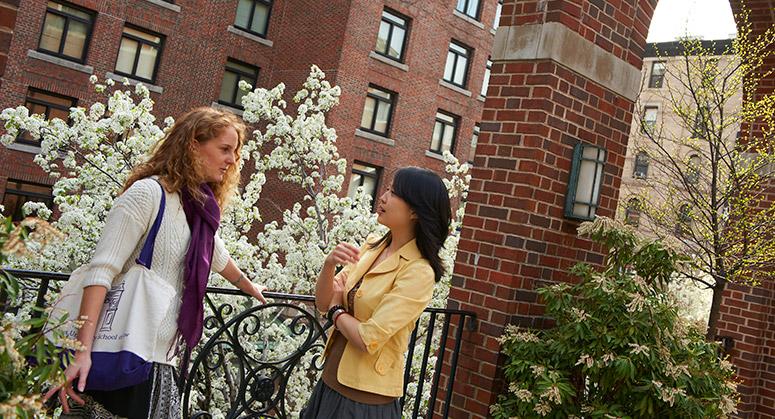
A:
[178, 184, 220, 349]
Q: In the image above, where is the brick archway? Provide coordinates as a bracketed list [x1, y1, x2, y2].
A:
[441, 1, 774, 418]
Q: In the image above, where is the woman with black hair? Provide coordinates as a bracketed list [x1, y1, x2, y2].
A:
[301, 166, 452, 418]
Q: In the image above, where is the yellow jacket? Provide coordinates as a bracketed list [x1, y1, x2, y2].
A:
[322, 236, 435, 398]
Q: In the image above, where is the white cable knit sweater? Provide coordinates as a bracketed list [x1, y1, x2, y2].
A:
[80, 177, 230, 365]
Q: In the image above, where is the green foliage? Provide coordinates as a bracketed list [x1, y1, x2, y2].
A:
[490, 218, 739, 419]
[0, 217, 71, 417]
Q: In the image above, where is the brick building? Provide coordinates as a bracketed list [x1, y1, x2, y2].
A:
[0, 0, 499, 222]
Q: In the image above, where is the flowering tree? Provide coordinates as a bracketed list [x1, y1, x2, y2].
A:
[489, 218, 739, 419]
[628, 12, 775, 338]
[1, 66, 470, 417]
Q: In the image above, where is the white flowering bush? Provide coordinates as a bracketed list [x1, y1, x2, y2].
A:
[489, 218, 739, 419]
[1, 67, 471, 418]
[1, 76, 166, 273]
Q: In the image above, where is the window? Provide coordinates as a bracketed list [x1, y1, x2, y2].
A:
[456, 0, 481, 20]
[481, 58, 492, 97]
[641, 106, 658, 134]
[493, 0, 503, 29]
[360, 85, 396, 137]
[469, 124, 479, 164]
[234, 0, 272, 37]
[676, 203, 692, 236]
[1, 180, 54, 222]
[375, 9, 409, 62]
[347, 163, 381, 209]
[625, 197, 642, 227]
[430, 111, 458, 154]
[443, 41, 471, 88]
[685, 154, 701, 184]
[218, 59, 259, 109]
[633, 151, 649, 179]
[115, 26, 164, 83]
[692, 106, 710, 138]
[37, 1, 94, 63]
[648, 61, 666, 88]
[18, 89, 77, 146]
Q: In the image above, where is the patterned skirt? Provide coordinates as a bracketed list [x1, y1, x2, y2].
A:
[300, 379, 401, 419]
[59, 363, 180, 419]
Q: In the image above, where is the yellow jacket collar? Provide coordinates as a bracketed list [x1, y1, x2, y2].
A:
[349, 237, 423, 281]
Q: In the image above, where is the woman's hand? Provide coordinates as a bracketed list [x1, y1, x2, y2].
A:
[43, 351, 90, 413]
[248, 282, 268, 304]
[325, 242, 360, 267]
[330, 272, 347, 309]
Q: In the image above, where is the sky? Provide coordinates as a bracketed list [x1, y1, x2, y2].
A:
[647, 0, 738, 42]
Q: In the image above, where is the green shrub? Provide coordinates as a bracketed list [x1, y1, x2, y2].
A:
[0, 217, 72, 418]
[490, 218, 739, 419]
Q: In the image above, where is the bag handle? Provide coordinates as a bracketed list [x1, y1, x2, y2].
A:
[135, 179, 166, 269]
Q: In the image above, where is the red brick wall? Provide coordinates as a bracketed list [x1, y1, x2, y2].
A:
[714, 1, 775, 417]
[330, 0, 496, 197]
[0, 0, 495, 228]
[437, 56, 635, 418]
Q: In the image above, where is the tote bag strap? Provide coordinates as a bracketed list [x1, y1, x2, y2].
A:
[135, 178, 166, 269]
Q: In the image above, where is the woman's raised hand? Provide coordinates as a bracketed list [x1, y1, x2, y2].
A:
[325, 242, 360, 267]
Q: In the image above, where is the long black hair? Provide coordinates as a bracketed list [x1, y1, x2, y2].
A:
[370, 167, 452, 282]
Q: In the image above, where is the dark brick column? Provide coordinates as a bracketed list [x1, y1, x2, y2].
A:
[715, 2, 775, 417]
[437, 1, 658, 417]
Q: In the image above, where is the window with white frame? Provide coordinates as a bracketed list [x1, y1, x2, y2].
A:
[38, 1, 95, 63]
[234, 0, 272, 37]
[360, 85, 396, 137]
[115, 25, 164, 83]
[481, 58, 492, 96]
[218, 59, 259, 109]
[375, 9, 409, 62]
[347, 162, 381, 209]
[430, 111, 458, 154]
[443, 41, 471, 88]
[455, 0, 481, 20]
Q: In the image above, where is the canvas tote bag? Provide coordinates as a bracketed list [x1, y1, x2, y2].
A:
[48, 179, 176, 391]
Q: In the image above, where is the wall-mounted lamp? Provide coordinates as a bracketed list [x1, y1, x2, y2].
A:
[564, 142, 607, 221]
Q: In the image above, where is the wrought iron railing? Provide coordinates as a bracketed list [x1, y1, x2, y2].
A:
[3, 269, 476, 418]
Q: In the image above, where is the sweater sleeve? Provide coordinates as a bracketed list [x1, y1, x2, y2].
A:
[211, 233, 230, 273]
[80, 179, 160, 289]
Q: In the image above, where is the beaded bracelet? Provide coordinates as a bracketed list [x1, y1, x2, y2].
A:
[327, 304, 346, 322]
[332, 310, 347, 329]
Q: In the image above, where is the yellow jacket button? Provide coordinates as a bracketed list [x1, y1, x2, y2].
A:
[356, 290, 363, 297]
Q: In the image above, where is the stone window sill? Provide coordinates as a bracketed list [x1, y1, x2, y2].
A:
[228, 25, 274, 47]
[106, 72, 164, 93]
[4, 142, 42, 155]
[453, 10, 485, 30]
[143, 0, 180, 12]
[369, 51, 409, 72]
[425, 150, 446, 161]
[355, 128, 395, 146]
[27, 50, 93, 74]
[439, 79, 472, 97]
[211, 101, 244, 116]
